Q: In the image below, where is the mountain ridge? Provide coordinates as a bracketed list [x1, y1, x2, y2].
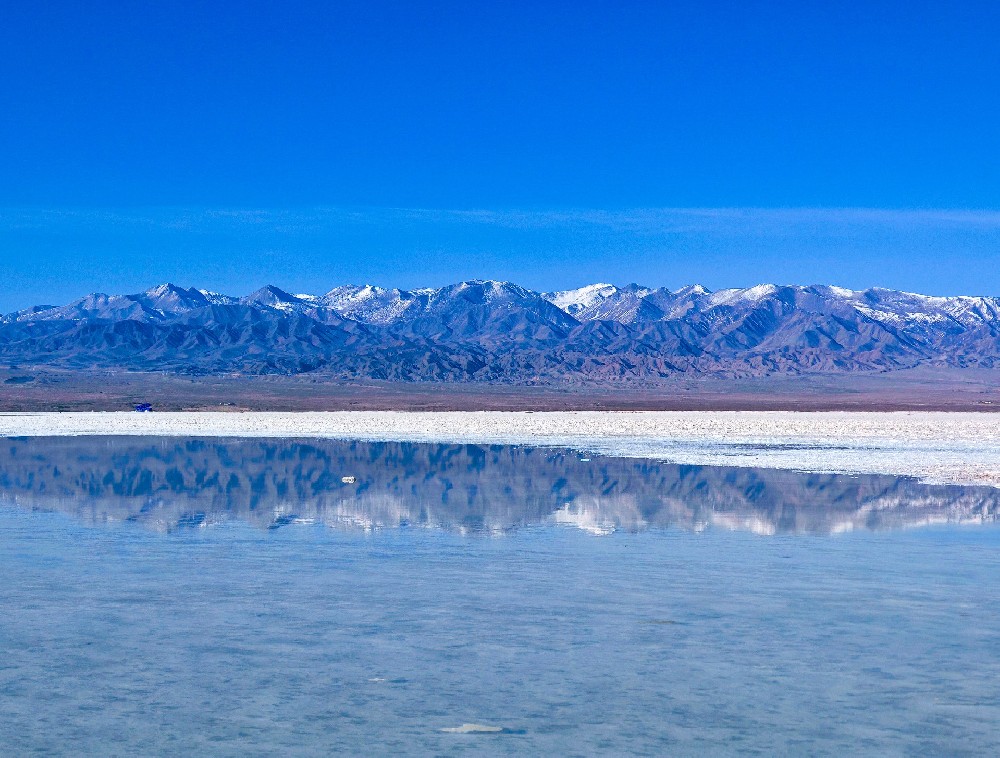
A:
[3, 279, 1000, 381]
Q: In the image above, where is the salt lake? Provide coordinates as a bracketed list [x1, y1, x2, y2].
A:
[2, 437, 999, 755]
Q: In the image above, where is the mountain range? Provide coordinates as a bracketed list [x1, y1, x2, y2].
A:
[4, 279, 1000, 380]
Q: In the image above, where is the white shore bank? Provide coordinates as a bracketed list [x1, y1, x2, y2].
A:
[1, 411, 999, 487]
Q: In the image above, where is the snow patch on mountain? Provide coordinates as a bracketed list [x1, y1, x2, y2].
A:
[324, 285, 422, 325]
[293, 293, 324, 306]
[707, 284, 780, 308]
[198, 290, 239, 305]
[544, 283, 619, 314]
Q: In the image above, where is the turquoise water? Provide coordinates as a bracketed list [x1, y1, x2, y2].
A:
[2, 438, 1000, 755]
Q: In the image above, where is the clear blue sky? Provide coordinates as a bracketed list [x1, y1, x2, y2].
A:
[1, 1, 998, 311]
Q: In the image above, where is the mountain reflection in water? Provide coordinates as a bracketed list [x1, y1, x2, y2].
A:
[0, 436, 997, 535]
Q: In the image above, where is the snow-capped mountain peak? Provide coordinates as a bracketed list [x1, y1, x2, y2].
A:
[323, 284, 421, 324]
[544, 283, 618, 313]
[240, 285, 314, 312]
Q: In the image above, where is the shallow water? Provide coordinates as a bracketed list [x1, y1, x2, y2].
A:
[2, 438, 1000, 755]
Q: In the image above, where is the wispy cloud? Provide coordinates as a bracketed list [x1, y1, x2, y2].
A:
[422, 206, 1000, 232]
[4, 205, 1000, 235]
[1, 205, 999, 313]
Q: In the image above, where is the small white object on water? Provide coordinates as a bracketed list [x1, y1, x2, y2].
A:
[341, 475, 356, 484]
[441, 723, 504, 734]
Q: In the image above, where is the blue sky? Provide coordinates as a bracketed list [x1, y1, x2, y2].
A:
[1, 1, 998, 310]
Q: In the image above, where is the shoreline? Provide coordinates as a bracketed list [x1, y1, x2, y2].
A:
[1, 410, 999, 487]
[4, 368, 1000, 413]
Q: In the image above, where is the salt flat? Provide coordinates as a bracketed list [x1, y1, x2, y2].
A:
[1, 411, 999, 486]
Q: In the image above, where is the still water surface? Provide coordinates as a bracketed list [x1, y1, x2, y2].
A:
[2, 437, 999, 755]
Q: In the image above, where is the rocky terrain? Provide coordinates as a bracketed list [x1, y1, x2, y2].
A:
[4, 279, 1000, 380]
